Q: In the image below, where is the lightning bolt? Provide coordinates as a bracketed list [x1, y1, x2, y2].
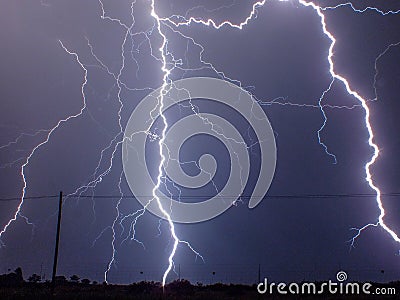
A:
[158, 0, 400, 254]
[372, 41, 400, 102]
[0, 41, 88, 241]
[350, 40, 400, 247]
[297, 0, 400, 246]
[148, 0, 203, 286]
[321, 3, 400, 16]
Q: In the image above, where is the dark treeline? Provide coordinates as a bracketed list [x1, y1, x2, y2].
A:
[0, 268, 399, 299]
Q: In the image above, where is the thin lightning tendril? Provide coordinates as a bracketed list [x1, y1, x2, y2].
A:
[321, 3, 400, 16]
[0, 41, 88, 240]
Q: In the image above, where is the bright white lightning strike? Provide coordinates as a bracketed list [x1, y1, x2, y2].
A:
[148, 0, 276, 285]
[296, 0, 400, 245]
[157, 0, 400, 252]
[150, 0, 179, 287]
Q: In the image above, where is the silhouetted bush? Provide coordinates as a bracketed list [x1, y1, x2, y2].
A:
[55, 275, 67, 285]
[70, 274, 80, 283]
[166, 279, 194, 295]
[28, 273, 41, 283]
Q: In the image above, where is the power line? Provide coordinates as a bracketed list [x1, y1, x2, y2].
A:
[0, 192, 399, 202]
[0, 195, 59, 201]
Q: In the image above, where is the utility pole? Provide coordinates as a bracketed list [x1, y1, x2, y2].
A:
[52, 191, 63, 291]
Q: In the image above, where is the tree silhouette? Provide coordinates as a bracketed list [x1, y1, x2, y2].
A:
[14, 267, 23, 282]
[70, 274, 80, 283]
[28, 273, 41, 283]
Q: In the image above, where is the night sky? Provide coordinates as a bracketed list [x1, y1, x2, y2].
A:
[1, 0, 400, 285]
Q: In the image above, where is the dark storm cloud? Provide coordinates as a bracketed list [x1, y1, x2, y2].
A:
[1, 0, 400, 284]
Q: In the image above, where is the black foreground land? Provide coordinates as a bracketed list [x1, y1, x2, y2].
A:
[0, 269, 399, 299]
